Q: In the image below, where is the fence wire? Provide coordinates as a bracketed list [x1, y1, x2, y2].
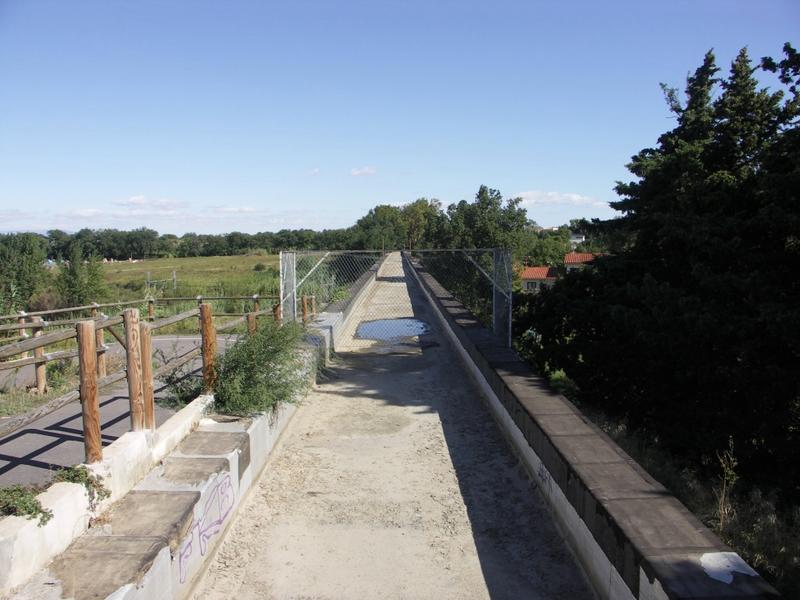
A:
[409, 249, 512, 346]
[280, 251, 385, 322]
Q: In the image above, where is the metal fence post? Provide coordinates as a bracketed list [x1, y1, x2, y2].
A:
[199, 303, 217, 392]
[123, 308, 145, 431]
[77, 320, 102, 463]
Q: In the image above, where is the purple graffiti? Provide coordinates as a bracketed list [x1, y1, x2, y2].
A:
[178, 474, 235, 583]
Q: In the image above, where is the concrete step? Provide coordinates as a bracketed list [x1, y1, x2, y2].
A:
[14, 415, 256, 600]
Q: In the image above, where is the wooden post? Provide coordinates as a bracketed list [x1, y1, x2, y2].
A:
[123, 308, 145, 431]
[139, 321, 155, 430]
[92, 304, 106, 378]
[147, 298, 155, 321]
[301, 295, 308, 323]
[247, 312, 257, 335]
[199, 303, 217, 392]
[273, 301, 281, 324]
[17, 312, 28, 358]
[252, 294, 260, 313]
[77, 320, 102, 463]
[32, 317, 46, 394]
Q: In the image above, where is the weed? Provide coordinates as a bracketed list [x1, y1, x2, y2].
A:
[0, 485, 52, 525]
[213, 321, 305, 415]
[52, 465, 110, 510]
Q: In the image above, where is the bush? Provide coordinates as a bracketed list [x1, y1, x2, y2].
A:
[252, 262, 267, 272]
[213, 321, 305, 415]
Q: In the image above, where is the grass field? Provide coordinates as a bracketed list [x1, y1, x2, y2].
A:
[103, 254, 280, 300]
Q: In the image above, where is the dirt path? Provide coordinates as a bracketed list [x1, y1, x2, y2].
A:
[192, 254, 593, 599]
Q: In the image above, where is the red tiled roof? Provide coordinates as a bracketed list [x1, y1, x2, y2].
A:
[521, 266, 558, 280]
[564, 252, 598, 265]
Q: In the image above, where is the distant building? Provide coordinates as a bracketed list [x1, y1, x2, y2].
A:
[564, 252, 599, 272]
[569, 233, 586, 248]
[520, 266, 558, 293]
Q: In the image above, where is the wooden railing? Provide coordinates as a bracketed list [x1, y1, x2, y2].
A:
[0, 293, 321, 464]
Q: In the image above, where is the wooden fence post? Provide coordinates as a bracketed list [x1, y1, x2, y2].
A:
[273, 301, 281, 324]
[77, 320, 102, 463]
[199, 303, 217, 392]
[147, 298, 155, 321]
[17, 312, 28, 358]
[32, 317, 46, 394]
[139, 321, 155, 430]
[247, 312, 257, 335]
[301, 295, 308, 323]
[92, 304, 107, 378]
[252, 294, 260, 313]
[123, 308, 145, 431]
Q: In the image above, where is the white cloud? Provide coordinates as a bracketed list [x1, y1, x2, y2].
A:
[516, 190, 608, 209]
[308, 167, 320, 175]
[350, 166, 376, 177]
[216, 206, 258, 214]
[114, 195, 185, 209]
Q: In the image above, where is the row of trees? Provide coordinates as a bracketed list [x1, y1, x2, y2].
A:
[2, 185, 580, 314]
[518, 45, 799, 510]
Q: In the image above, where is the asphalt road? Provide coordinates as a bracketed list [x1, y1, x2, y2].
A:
[0, 335, 233, 487]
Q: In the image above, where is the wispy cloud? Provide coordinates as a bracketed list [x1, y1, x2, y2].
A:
[308, 167, 320, 175]
[516, 190, 608, 209]
[350, 166, 376, 177]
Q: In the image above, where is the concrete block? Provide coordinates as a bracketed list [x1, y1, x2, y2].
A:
[49, 535, 167, 600]
[177, 431, 250, 481]
[0, 482, 90, 592]
[102, 491, 199, 551]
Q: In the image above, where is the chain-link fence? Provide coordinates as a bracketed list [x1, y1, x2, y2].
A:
[408, 249, 512, 347]
[279, 251, 385, 322]
[280, 249, 512, 349]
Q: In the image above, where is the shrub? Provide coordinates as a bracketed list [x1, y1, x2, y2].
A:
[213, 321, 304, 415]
[252, 262, 267, 272]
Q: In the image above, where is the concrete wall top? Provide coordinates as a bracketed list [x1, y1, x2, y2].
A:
[406, 255, 779, 600]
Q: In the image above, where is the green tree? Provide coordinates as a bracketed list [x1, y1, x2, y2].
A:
[522, 45, 800, 505]
[0, 233, 48, 312]
[56, 242, 107, 306]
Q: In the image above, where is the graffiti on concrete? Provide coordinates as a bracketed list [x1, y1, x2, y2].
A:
[178, 474, 235, 584]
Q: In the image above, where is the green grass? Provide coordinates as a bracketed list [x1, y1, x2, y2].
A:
[102, 254, 280, 300]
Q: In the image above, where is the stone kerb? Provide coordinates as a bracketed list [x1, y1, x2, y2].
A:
[403, 253, 779, 600]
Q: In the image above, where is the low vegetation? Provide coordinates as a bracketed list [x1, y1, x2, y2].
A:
[0, 485, 52, 525]
[212, 321, 305, 415]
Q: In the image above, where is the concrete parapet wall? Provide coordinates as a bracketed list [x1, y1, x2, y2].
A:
[0, 394, 213, 595]
[3, 338, 322, 598]
[405, 253, 779, 600]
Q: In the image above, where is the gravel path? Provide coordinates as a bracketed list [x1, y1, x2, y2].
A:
[192, 254, 593, 599]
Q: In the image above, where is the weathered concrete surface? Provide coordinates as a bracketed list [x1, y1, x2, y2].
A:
[192, 253, 593, 600]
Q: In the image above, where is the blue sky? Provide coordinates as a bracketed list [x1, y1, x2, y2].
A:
[0, 0, 796, 234]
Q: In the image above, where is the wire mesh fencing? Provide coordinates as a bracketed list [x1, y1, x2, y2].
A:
[408, 249, 512, 346]
[279, 251, 385, 322]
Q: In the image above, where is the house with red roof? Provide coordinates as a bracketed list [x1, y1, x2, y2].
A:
[520, 266, 558, 293]
[564, 252, 599, 272]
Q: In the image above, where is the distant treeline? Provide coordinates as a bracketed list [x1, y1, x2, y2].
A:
[1, 187, 588, 314]
[34, 192, 582, 261]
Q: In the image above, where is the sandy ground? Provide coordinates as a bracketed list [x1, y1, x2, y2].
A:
[191, 254, 593, 600]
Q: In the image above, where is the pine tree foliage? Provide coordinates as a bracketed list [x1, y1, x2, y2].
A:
[522, 45, 800, 503]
